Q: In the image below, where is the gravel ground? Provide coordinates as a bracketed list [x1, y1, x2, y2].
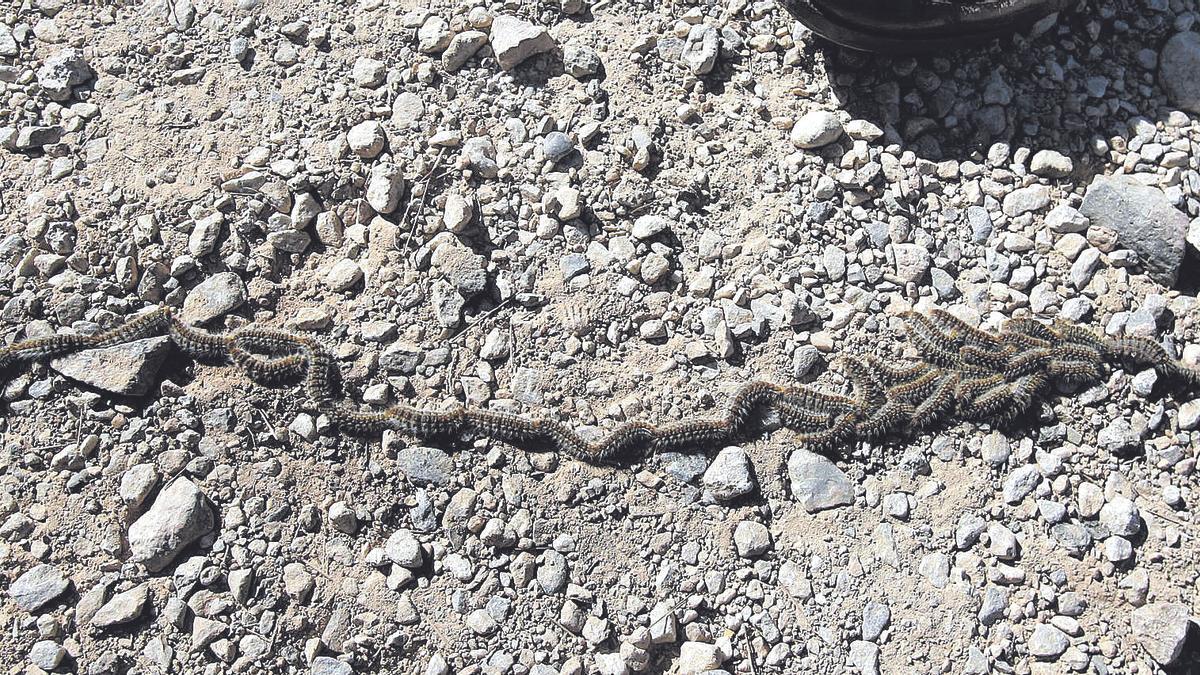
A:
[2, 0, 1200, 673]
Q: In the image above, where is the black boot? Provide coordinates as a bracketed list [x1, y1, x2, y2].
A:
[783, 0, 1075, 53]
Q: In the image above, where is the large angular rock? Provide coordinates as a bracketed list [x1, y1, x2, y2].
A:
[701, 447, 756, 501]
[9, 565, 70, 612]
[787, 449, 854, 512]
[490, 15, 555, 71]
[91, 583, 149, 629]
[51, 336, 170, 396]
[1131, 603, 1193, 665]
[395, 446, 454, 485]
[37, 48, 92, 101]
[128, 478, 215, 572]
[181, 272, 246, 325]
[1160, 31, 1200, 113]
[1079, 175, 1188, 286]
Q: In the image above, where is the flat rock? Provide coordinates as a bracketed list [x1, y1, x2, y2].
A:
[51, 335, 170, 396]
[181, 272, 246, 325]
[1160, 31, 1200, 113]
[9, 564, 70, 612]
[1131, 603, 1192, 665]
[1079, 175, 1188, 286]
[787, 449, 854, 513]
[1028, 623, 1069, 660]
[395, 446, 454, 485]
[490, 15, 555, 71]
[311, 656, 355, 675]
[443, 31, 488, 71]
[91, 583, 149, 629]
[1001, 184, 1051, 217]
[128, 478, 215, 572]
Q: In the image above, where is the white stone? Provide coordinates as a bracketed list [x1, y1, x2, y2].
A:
[790, 111, 842, 149]
[490, 15, 555, 70]
[347, 120, 386, 158]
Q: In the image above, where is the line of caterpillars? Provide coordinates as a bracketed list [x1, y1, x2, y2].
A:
[2, 307, 1197, 464]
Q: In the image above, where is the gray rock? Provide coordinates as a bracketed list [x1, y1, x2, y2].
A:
[1131, 603, 1192, 665]
[632, 214, 670, 239]
[977, 586, 1008, 626]
[9, 565, 70, 612]
[1179, 399, 1200, 431]
[490, 15, 555, 70]
[1002, 465, 1041, 504]
[538, 550, 569, 594]
[1079, 175, 1188, 286]
[1001, 185, 1051, 217]
[15, 125, 63, 150]
[1051, 523, 1092, 557]
[1099, 496, 1141, 537]
[701, 446, 756, 501]
[1160, 31, 1200, 113]
[417, 16, 452, 53]
[966, 205, 993, 242]
[1030, 150, 1073, 178]
[91, 583, 149, 629]
[181, 272, 246, 325]
[395, 446, 453, 485]
[351, 56, 386, 87]
[29, 640, 66, 670]
[1045, 204, 1089, 233]
[891, 243, 931, 283]
[1105, 536, 1133, 562]
[51, 335, 170, 396]
[37, 48, 92, 101]
[188, 212, 223, 257]
[392, 92, 425, 126]
[467, 608, 498, 635]
[988, 523, 1020, 560]
[563, 44, 602, 78]
[267, 229, 311, 253]
[282, 562, 314, 602]
[385, 529, 423, 568]
[1069, 247, 1101, 289]
[543, 131, 574, 162]
[848, 640, 880, 675]
[662, 452, 706, 483]
[120, 463, 161, 510]
[733, 520, 771, 557]
[311, 656, 355, 675]
[1098, 418, 1140, 453]
[1037, 499, 1068, 524]
[680, 24, 719, 75]
[442, 31, 488, 71]
[1028, 623, 1069, 660]
[791, 111, 842, 149]
[792, 345, 822, 379]
[128, 477, 215, 572]
[0, 24, 17, 57]
[956, 513, 986, 549]
[326, 259, 363, 291]
[366, 162, 405, 214]
[787, 449, 854, 513]
[862, 601, 890, 641]
[347, 120, 386, 159]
